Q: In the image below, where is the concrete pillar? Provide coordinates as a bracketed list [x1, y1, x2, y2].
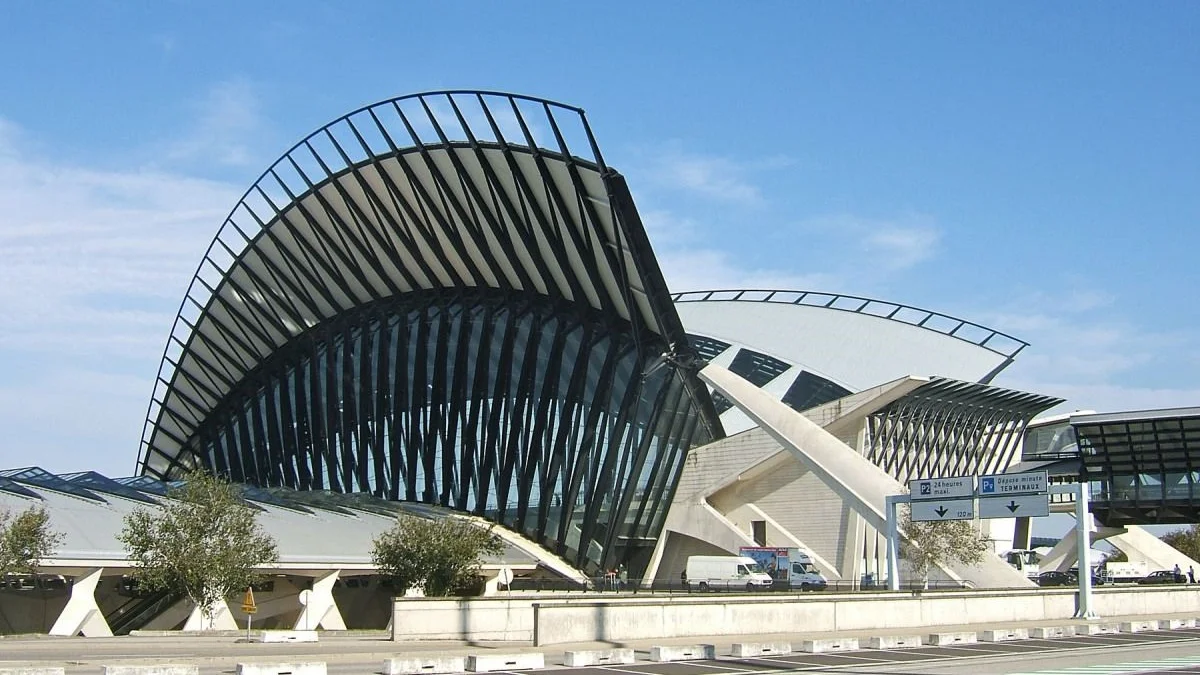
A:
[294, 570, 346, 630]
[182, 596, 238, 631]
[1012, 516, 1032, 550]
[49, 568, 112, 637]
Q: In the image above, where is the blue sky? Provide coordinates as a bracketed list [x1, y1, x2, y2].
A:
[0, 3, 1197, 480]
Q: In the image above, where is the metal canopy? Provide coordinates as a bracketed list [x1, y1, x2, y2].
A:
[139, 91, 705, 476]
[865, 377, 1064, 483]
[1073, 408, 1200, 525]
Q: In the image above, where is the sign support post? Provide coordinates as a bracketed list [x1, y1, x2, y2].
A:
[885, 494, 904, 591]
[241, 587, 257, 641]
[1072, 481, 1097, 619]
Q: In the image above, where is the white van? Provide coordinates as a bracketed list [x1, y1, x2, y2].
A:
[685, 555, 774, 592]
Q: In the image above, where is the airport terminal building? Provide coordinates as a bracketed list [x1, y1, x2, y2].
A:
[2, 91, 1196, 636]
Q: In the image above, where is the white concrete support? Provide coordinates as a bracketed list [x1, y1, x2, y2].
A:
[236, 664, 326, 675]
[885, 495, 902, 591]
[981, 628, 1028, 642]
[1073, 482, 1097, 619]
[1030, 626, 1076, 639]
[866, 635, 922, 649]
[801, 638, 859, 653]
[466, 654, 543, 672]
[1160, 619, 1196, 630]
[927, 632, 976, 645]
[295, 570, 346, 631]
[182, 597, 238, 631]
[0, 668, 65, 675]
[382, 656, 467, 675]
[562, 649, 635, 666]
[649, 645, 716, 662]
[1119, 620, 1157, 633]
[1075, 622, 1120, 635]
[49, 568, 112, 637]
[730, 643, 791, 657]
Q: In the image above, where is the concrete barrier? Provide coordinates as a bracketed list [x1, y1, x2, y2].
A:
[1160, 619, 1196, 630]
[981, 628, 1028, 642]
[466, 653, 544, 672]
[255, 630, 319, 643]
[927, 632, 976, 646]
[562, 649, 635, 666]
[382, 656, 467, 675]
[0, 669, 65, 675]
[400, 586, 1200, 646]
[236, 664, 326, 675]
[730, 642, 792, 657]
[800, 638, 859, 653]
[1119, 620, 1157, 633]
[103, 667, 199, 675]
[649, 645, 716, 662]
[1030, 626, 1076, 639]
[867, 635, 922, 649]
[1075, 623, 1121, 635]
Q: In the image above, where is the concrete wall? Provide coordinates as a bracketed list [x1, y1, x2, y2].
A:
[393, 587, 1200, 645]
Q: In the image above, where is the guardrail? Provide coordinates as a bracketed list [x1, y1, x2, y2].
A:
[502, 577, 976, 594]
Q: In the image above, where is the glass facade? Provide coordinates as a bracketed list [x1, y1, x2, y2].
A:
[171, 290, 715, 574]
[1075, 411, 1200, 525]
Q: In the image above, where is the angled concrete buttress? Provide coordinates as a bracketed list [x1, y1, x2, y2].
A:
[49, 568, 112, 637]
[698, 363, 1031, 588]
[295, 570, 346, 630]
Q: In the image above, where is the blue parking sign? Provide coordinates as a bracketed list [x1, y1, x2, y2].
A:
[981, 477, 995, 494]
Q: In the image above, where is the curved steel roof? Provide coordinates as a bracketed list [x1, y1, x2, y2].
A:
[672, 289, 1028, 358]
[139, 91, 692, 476]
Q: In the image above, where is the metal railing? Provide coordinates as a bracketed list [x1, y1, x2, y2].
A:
[502, 577, 976, 594]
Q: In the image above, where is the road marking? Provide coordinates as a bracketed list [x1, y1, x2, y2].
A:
[1005, 654, 1200, 675]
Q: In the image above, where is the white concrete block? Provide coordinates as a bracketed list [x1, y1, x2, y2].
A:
[1030, 625, 1077, 639]
[730, 642, 792, 657]
[1075, 623, 1120, 635]
[800, 638, 859, 653]
[867, 635, 922, 649]
[649, 645, 717, 662]
[466, 653, 544, 672]
[1119, 620, 1157, 633]
[562, 649, 635, 666]
[382, 657, 467, 675]
[927, 632, 976, 646]
[980, 628, 1028, 642]
[103, 667, 199, 675]
[0, 669, 66, 675]
[236, 664, 326, 675]
[255, 630, 319, 643]
[1160, 619, 1196, 630]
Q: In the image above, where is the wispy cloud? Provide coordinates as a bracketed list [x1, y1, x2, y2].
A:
[165, 77, 265, 166]
[797, 213, 942, 272]
[637, 146, 791, 206]
[0, 117, 240, 471]
[657, 248, 841, 295]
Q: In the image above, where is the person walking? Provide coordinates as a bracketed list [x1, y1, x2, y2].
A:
[1189, 565, 1195, 584]
[1174, 563, 1183, 583]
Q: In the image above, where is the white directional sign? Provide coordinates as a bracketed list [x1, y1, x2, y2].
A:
[979, 471, 1048, 496]
[978, 493, 1050, 519]
[911, 498, 975, 521]
[909, 476, 974, 500]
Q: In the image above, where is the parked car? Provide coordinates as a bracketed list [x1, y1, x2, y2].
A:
[1137, 570, 1186, 585]
[1036, 571, 1076, 587]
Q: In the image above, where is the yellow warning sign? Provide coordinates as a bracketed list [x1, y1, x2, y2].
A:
[241, 587, 257, 614]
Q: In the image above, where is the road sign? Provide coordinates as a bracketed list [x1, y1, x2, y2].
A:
[910, 498, 975, 521]
[979, 471, 1048, 496]
[909, 476, 974, 500]
[978, 493, 1050, 519]
[241, 587, 257, 614]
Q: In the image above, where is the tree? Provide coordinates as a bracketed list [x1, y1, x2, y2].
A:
[372, 515, 504, 596]
[899, 508, 990, 587]
[1161, 524, 1200, 561]
[118, 472, 278, 629]
[0, 506, 63, 575]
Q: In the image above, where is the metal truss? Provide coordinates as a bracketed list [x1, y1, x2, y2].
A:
[864, 378, 1063, 483]
[1074, 408, 1200, 525]
[136, 91, 723, 574]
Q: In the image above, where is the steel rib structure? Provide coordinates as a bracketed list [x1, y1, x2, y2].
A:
[138, 91, 723, 574]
